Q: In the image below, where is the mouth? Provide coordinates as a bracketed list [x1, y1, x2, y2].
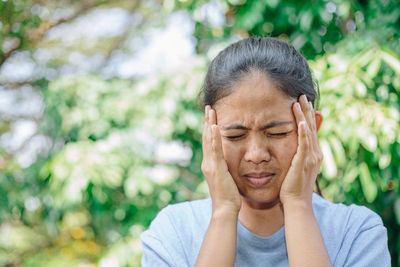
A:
[244, 172, 275, 187]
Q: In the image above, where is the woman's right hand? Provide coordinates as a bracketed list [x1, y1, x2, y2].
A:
[201, 105, 242, 216]
[196, 105, 240, 267]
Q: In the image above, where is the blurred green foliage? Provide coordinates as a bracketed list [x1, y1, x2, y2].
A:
[0, 0, 399, 266]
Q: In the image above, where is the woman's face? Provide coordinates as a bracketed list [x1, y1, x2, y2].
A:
[214, 72, 298, 208]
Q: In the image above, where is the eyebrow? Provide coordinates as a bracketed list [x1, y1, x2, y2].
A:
[221, 121, 292, 130]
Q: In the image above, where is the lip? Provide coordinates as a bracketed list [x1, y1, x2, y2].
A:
[244, 173, 275, 187]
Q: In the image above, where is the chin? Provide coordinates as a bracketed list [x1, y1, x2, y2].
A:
[239, 191, 281, 210]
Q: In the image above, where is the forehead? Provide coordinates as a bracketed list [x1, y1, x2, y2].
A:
[214, 72, 295, 125]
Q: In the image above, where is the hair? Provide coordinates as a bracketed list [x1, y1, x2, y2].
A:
[200, 37, 319, 109]
[199, 37, 323, 196]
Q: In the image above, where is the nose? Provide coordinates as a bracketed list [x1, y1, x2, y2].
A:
[243, 135, 271, 164]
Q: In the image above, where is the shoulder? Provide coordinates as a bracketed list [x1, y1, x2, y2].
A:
[141, 197, 212, 241]
[312, 193, 383, 229]
[160, 198, 212, 226]
[140, 198, 212, 266]
[311, 193, 390, 266]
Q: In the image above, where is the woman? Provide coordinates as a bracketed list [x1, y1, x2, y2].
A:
[141, 37, 390, 266]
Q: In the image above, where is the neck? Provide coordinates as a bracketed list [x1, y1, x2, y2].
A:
[238, 198, 284, 238]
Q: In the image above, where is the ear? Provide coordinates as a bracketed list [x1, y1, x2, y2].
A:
[315, 111, 323, 132]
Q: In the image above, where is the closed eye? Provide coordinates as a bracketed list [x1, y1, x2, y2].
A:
[268, 132, 289, 137]
[226, 135, 245, 140]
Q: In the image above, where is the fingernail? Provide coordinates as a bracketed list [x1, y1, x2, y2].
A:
[296, 102, 301, 109]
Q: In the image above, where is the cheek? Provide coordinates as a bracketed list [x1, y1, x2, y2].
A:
[276, 134, 298, 168]
[221, 141, 242, 172]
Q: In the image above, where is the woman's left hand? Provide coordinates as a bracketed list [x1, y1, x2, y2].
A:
[279, 94, 323, 206]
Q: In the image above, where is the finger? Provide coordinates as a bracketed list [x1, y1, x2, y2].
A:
[293, 102, 307, 129]
[310, 102, 316, 122]
[307, 102, 321, 152]
[202, 129, 210, 156]
[299, 95, 313, 129]
[211, 124, 225, 162]
[293, 101, 313, 153]
[202, 106, 208, 142]
[209, 108, 217, 125]
[289, 120, 308, 172]
[203, 105, 210, 124]
[202, 106, 210, 137]
[308, 101, 317, 133]
[202, 107, 212, 154]
[296, 121, 309, 160]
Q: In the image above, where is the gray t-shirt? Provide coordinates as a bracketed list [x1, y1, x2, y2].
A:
[140, 193, 391, 266]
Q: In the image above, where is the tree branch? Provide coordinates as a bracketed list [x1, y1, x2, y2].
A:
[0, 0, 108, 67]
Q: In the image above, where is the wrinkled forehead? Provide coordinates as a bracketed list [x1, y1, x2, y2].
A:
[214, 73, 296, 126]
[214, 72, 295, 110]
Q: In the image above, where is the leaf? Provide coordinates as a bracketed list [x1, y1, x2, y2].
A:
[235, 0, 266, 30]
[291, 33, 307, 50]
[379, 153, 391, 170]
[320, 140, 337, 179]
[367, 56, 381, 78]
[343, 163, 358, 184]
[355, 80, 367, 96]
[266, 0, 279, 9]
[381, 49, 400, 74]
[355, 49, 375, 68]
[357, 126, 377, 152]
[359, 163, 377, 203]
[395, 198, 400, 225]
[328, 135, 345, 167]
[300, 11, 313, 32]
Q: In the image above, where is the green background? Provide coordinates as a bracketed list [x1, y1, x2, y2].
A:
[0, 0, 399, 266]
